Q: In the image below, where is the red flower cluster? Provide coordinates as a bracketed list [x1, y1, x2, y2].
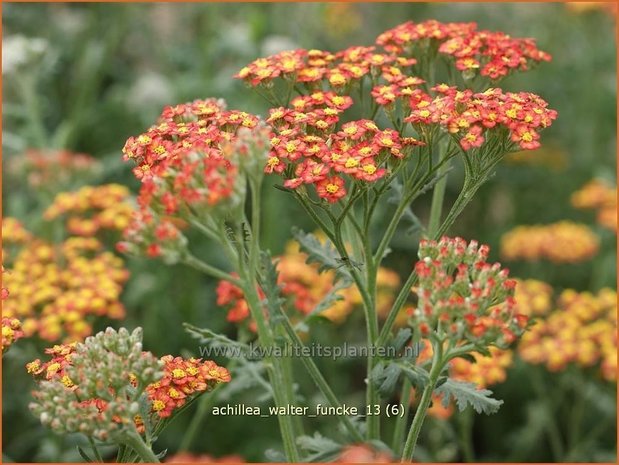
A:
[267, 91, 423, 202]
[405, 87, 557, 151]
[410, 237, 528, 347]
[377, 20, 551, 79]
[147, 355, 231, 418]
[121, 99, 266, 257]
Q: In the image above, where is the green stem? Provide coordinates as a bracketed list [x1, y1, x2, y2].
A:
[242, 282, 300, 462]
[183, 254, 241, 286]
[401, 345, 444, 462]
[458, 408, 475, 462]
[87, 437, 103, 463]
[122, 431, 160, 463]
[391, 378, 412, 456]
[427, 148, 451, 238]
[287, 322, 363, 440]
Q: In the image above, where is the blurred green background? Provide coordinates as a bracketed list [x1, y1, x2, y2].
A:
[2, 2, 616, 462]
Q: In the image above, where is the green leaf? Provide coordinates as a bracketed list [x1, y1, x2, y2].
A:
[435, 378, 503, 414]
[370, 362, 403, 398]
[398, 362, 430, 389]
[391, 328, 412, 353]
[291, 227, 351, 281]
[258, 251, 288, 320]
[183, 323, 249, 351]
[296, 276, 353, 329]
[76, 446, 94, 463]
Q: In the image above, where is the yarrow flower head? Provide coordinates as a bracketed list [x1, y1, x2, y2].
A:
[2, 219, 128, 342]
[28, 328, 162, 441]
[518, 288, 616, 381]
[410, 236, 528, 348]
[121, 98, 269, 261]
[265, 92, 424, 202]
[405, 87, 557, 151]
[376, 20, 551, 80]
[571, 179, 617, 232]
[28, 327, 231, 441]
[43, 184, 133, 237]
[500, 221, 599, 263]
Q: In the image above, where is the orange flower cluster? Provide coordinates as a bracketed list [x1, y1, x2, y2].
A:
[216, 240, 400, 328]
[571, 179, 617, 232]
[236, 21, 555, 202]
[8, 149, 99, 188]
[147, 355, 231, 418]
[121, 99, 268, 258]
[519, 288, 616, 381]
[43, 184, 133, 237]
[3, 219, 128, 342]
[405, 87, 557, 151]
[237, 21, 549, 89]
[377, 20, 551, 78]
[266, 92, 424, 202]
[500, 221, 599, 263]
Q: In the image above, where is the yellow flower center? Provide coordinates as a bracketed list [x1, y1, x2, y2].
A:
[326, 183, 339, 194]
[152, 400, 166, 411]
[345, 158, 359, 168]
[363, 164, 377, 175]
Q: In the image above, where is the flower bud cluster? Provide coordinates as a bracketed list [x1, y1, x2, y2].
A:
[27, 327, 231, 439]
[410, 236, 527, 348]
[28, 328, 162, 441]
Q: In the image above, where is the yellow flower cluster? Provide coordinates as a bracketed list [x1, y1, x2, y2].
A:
[512, 278, 554, 316]
[43, 184, 133, 237]
[2, 317, 24, 353]
[571, 179, 617, 232]
[3, 217, 33, 244]
[2, 219, 128, 342]
[519, 288, 616, 380]
[500, 221, 599, 263]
